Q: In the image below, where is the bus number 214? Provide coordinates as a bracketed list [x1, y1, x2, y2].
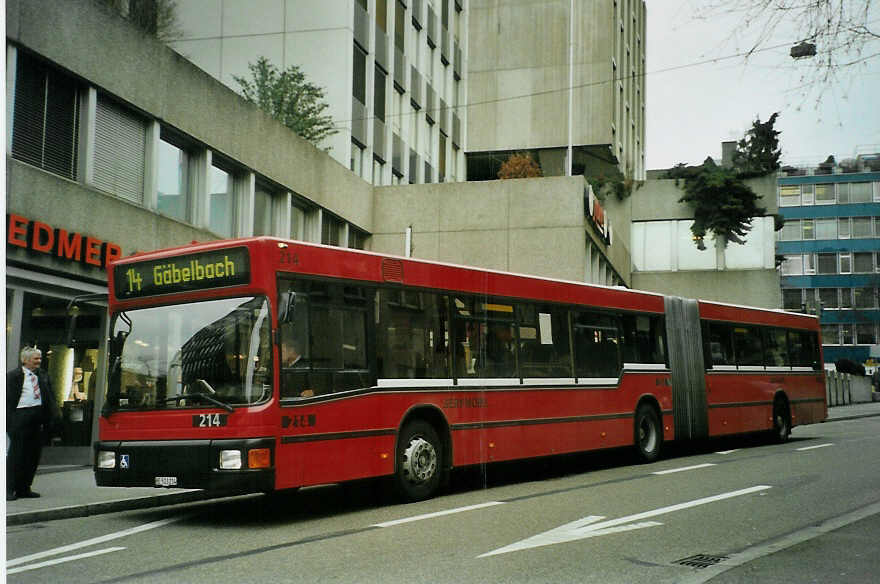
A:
[193, 414, 227, 428]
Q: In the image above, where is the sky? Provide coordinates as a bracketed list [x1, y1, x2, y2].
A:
[645, 1, 880, 170]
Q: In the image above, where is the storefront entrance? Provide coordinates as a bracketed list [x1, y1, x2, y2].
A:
[7, 271, 107, 457]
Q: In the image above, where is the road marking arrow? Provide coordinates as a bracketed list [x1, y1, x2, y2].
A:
[479, 485, 772, 558]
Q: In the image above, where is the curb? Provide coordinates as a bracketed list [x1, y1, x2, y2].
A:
[5, 489, 216, 526]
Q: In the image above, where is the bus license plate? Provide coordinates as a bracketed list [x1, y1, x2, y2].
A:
[155, 476, 178, 487]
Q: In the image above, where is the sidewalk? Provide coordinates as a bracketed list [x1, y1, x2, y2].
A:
[6, 402, 880, 526]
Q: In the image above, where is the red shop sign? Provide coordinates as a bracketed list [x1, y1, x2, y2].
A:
[6, 213, 122, 270]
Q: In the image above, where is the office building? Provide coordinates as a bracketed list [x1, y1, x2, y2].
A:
[777, 153, 880, 364]
[466, 0, 646, 182]
[169, 0, 467, 186]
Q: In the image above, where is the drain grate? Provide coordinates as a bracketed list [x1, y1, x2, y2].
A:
[674, 554, 729, 569]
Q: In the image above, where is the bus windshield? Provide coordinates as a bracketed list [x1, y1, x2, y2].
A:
[105, 296, 272, 413]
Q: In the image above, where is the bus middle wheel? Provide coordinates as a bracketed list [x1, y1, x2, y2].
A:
[634, 403, 662, 463]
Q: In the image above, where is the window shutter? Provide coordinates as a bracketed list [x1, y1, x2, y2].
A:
[93, 95, 146, 204]
[11, 52, 80, 180]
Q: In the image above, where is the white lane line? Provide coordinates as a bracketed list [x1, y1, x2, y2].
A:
[716, 449, 740, 455]
[6, 515, 186, 568]
[652, 463, 717, 475]
[7, 548, 126, 575]
[373, 501, 505, 528]
[796, 443, 834, 452]
[679, 499, 880, 584]
[480, 485, 772, 557]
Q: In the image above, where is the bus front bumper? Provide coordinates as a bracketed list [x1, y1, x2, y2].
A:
[93, 438, 275, 493]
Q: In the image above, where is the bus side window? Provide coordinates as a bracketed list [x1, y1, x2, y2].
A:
[573, 312, 620, 379]
[764, 328, 789, 367]
[706, 322, 735, 366]
[517, 304, 571, 378]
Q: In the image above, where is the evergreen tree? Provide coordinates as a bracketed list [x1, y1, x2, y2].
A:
[234, 57, 338, 147]
[732, 112, 781, 178]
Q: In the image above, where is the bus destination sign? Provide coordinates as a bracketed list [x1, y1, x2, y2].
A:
[114, 247, 250, 300]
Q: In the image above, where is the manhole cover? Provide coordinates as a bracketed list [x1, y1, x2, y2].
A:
[674, 554, 729, 569]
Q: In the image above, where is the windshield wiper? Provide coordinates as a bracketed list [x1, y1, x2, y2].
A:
[164, 381, 234, 412]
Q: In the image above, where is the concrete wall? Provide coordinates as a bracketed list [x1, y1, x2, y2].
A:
[6, 0, 373, 232]
[371, 176, 589, 282]
[630, 172, 781, 308]
[6, 160, 218, 279]
[467, 0, 614, 152]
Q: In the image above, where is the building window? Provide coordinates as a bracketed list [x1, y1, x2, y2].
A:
[853, 252, 874, 273]
[840, 288, 853, 309]
[852, 217, 873, 238]
[851, 182, 872, 203]
[840, 252, 852, 274]
[11, 52, 81, 180]
[817, 253, 837, 274]
[322, 213, 343, 246]
[349, 228, 368, 250]
[93, 94, 147, 204]
[802, 219, 815, 240]
[209, 164, 235, 237]
[801, 184, 814, 205]
[815, 218, 837, 240]
[156, 134, 190, 221]
[778, 220, 800, 241]
[857, 324, 875, 345]
[815, 183, 834, 204]
[818, 288, 839, 309]
[781, 255, 804, 276]
[854, 288, 876, 309]
[839, 217, 851, 239]
[841, 324, 853, 345]
[821, 325, 839, 345]
[253, 185, 274, 236]
[290, 202, 307, 241]
[779, 185, 800, 206]
[351, 141, 365, 176]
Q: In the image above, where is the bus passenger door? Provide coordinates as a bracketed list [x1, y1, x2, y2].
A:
[664, 296, 708, 440]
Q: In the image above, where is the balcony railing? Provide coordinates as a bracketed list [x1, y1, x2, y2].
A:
[426, 9, 436, 47]
[440, 25, 449, 64]
[410, 66, 422, 109]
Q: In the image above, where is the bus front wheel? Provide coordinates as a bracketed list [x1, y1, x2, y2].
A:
[395, 420, 443, 502]
[634, 404, 662, 463]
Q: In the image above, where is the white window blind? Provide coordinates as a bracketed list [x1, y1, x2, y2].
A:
[93, 95, 146, 204]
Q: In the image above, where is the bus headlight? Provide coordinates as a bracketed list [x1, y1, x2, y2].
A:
[220, 450, 242, 469]
[97, 451, 116, 469]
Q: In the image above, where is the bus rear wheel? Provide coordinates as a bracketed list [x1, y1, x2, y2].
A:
[634, 404, 662, 463]
[395, 420, 443, 502]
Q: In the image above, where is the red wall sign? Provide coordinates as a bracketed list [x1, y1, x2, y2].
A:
[6, 213, 122, 270]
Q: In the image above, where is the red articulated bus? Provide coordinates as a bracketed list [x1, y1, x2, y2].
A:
[94, 238, 826, 501]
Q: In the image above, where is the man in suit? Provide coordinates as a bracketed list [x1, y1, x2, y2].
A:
[6, 346, 61, 501]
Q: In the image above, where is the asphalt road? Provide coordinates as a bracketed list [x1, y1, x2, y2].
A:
[7, 417, 880, 583]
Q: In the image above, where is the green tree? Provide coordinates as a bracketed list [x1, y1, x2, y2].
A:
[234, 57, 338, 147]
[674, 158, 766, 249]
[732, 112, 781, 178]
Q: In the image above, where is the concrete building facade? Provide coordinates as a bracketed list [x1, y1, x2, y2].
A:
[776, 153, 880, 364]
[169, 0, 468, 186]
[466, 0, 646, 182]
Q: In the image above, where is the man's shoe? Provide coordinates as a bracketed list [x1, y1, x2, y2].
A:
[17, 490, 40, 498]
[6, 492, 17, 501]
